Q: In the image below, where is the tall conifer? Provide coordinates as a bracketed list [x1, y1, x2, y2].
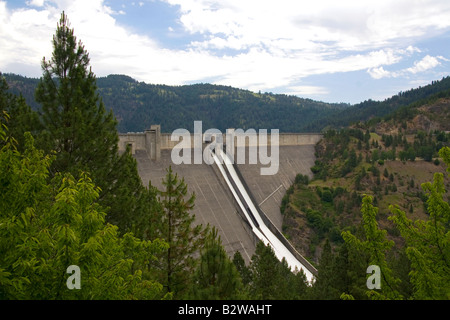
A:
[154, 166, 208, 298]
[34, 12, 148, 231]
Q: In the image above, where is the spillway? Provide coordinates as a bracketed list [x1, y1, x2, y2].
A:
[128, 127, 321, 276]
[213, 148, 316, 283]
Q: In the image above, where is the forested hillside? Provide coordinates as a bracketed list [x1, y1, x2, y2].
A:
[5, 72, 450, 134]
[306, 76, 450, 131]
[4, 73, 346, 133]
[281, 99, 450, 299]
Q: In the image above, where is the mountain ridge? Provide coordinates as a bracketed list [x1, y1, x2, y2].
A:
[3, 72, 450, 133]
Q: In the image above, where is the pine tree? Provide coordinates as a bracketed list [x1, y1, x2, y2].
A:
[189, 227, 243, 299]
[332, 242, 369, 300]
[35, 12, 116, 175]
[249, 241, 279, 299]
[310, 239, 340, 299]
[232, 251, 252, 287]
[34, 12, 148, 232]
[154, 166, 208, 298]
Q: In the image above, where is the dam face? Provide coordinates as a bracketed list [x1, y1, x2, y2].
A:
[120, 126, 322, 265]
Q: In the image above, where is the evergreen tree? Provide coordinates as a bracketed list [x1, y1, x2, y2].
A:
[131, 181, 163, 241]
[34, 12, 147, 232]
[35, 12, 116, 175]
[389, 248, 413, 299]
[310, 240, 340, 299]
[189, 227, 243, 299]
[232, 251, 252, 287]
[332, 242, 368, 300]
[249, 241, 279, 299]
[248, 241, 309, 299]
[154, 166, 208, 298]
[292, 267, 310, 299]
[277, 258, 309, 299]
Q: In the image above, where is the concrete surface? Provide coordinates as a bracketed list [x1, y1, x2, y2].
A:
[133, 142, 318, 265]
[135, 149, 258, 264]
[235, 145, 317, 231]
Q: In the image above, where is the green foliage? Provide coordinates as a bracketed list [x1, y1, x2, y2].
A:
[342, 195, 403, 299]
[321, 189, 333, 203]
[31, 12, 153, 234]
[310, 240, 368, 299]
[0, 127, 167, 299]
[388, 146, 450, 299]
[5, 73, 348, 133]
[306, 209, 333, 240]
[189, 228, 243, 299]
[35, 12, 117, 175]
[153, 166, 208, 298]
[232, 251, 252, 287]
[0, 74, 41, 151]
[340, 149, 450, 300]
[249, 241, 309, 299]
[294, 173, 309, 185]
[311, 76, 450, 129]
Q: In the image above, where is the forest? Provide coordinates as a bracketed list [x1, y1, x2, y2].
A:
[281, 106, 449, 299]
[5, 65, 450, 134]
[1, 12, 449, 300]
[3, 72, 347, 134]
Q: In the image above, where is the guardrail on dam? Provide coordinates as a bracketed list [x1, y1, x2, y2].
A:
[119, 125, 322, 277]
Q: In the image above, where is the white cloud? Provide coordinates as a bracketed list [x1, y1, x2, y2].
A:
[1, 0, 450, 97]
[286, 86, 329, 96]
[367, 67, 392, 80]
[165, 0, 450, 52]
[26, 0, 45, 7]
[368, 55, 444, 79]
[406, 55, 441, 74]
[0, 1, 56, 75]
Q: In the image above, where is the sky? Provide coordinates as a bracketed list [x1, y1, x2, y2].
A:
[1, 0, 450, 104]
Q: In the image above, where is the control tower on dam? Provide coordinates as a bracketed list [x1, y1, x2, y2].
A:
[119, 125, 321, 274]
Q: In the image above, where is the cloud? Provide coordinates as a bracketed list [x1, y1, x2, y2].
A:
[0, 1, 56, 74]
[367, 67, 392, 80]
[166, 0, 450, 52]
[406, 55, 441, 74]
[26, 0, 45, 7]
[1, 0, 450, 97]
[286, 86, 329, 96]
[368, 55, 444, 79]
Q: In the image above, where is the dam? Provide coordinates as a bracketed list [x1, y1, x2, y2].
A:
[119, 125, 322, 279]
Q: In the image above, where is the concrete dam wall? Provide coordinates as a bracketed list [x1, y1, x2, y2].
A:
[119, 126, 321, 274]
[118, 125, 322, 156]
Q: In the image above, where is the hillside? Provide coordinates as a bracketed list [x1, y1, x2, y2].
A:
[3, 73, 346, 133]
[306, 76, 450, 131]
[4, 73, 450, 133]
[281, 98, 450, 264]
